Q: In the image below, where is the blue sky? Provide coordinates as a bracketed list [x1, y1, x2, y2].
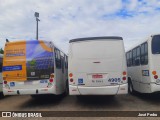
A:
[0, 0, 160, 52]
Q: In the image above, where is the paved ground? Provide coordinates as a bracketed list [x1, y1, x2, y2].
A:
[1, 93, 160, 119]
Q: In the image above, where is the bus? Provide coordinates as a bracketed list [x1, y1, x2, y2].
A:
[68, 36, 128, 95]
[0, 54, 3, 96]
[126, 34, 160, 94]
[3, 40, 68, 96]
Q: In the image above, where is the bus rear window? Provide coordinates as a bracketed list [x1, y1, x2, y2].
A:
[152, 35, 160, 54]
[72, 40, 123, 59]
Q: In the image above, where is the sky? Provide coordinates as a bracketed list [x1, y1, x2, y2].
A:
[0, 0, 160, 53]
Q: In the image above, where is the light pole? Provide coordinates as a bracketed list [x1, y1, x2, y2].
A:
[34, 12, 40, 40]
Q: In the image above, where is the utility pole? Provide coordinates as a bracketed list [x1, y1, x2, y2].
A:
[34, 12, 40, 40]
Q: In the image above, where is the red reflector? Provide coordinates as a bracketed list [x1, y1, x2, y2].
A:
[122, 77, 126, 80]
[4, 81, 7, 84]
[154, 75, 158, 79]
[49, 79, 53, 82]
[8, 91, 14, 92]
[70, 78, 73, 82]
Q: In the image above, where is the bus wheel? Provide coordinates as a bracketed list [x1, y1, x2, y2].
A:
[128, 81, 135, 95]
[64, 80, 69, 96]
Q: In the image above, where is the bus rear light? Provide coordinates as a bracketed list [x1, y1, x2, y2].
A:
[122, 77, 126, 80]
[69, 73, 73, 77]
[154, 75, 158, 79]
[152, 71, 157, 75]
[49, 79, 54, 83]
[123, 71, 127, 75]
[70, 78, 73, 82]
[50, 74, 54, 78]
[3, 77, 6, 80]
[4, 81, 7, 84]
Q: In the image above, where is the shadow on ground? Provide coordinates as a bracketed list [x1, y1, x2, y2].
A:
[0, 93, 11, 100]
[75, 95, 122, 109]
[18, 94, 66, 109]
[130, 92, 160, 105]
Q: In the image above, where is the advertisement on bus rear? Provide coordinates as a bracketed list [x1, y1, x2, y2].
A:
[3, 40, 54, 81]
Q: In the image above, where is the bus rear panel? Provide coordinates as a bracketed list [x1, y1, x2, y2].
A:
[0, 54, 3, 93]
[68, 37, 128, 95]
[3, 40, 57, 95]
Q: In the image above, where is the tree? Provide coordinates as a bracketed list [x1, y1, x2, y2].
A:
[0, 48, 4, 54]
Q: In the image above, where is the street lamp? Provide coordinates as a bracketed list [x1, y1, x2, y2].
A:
[34, 12, 40, 40]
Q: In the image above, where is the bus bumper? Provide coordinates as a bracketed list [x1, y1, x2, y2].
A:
[3, 87, 56, 95]
[151, 83, 160, 93]
[69, 84, 128, 95]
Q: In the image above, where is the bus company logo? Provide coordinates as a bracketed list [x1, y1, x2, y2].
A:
[2, 112, 11, 117]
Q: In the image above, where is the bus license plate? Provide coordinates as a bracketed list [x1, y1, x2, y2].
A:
[24, 81, 32, 85]
[92, 74, 103, 79]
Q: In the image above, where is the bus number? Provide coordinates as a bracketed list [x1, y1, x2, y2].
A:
[108, 78, 121, 82]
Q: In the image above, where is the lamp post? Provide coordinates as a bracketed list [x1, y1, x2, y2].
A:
[34, 12, 40, 40]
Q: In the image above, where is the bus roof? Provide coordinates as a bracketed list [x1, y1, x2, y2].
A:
[69, 36, 123, 43]
[126, 34, 160, 52]
[5, 40, 68, 56]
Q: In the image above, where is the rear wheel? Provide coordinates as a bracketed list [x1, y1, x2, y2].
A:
[64, 80, 69, 96]
[128, 80, 135, 95]
[0, 92, 4, 98]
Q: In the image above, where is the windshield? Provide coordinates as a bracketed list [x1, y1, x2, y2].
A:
[152, 35, 160, 54]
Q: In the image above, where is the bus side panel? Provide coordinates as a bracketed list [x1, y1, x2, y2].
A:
[0, 73, 2, 92]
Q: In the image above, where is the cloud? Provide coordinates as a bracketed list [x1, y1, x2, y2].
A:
[0, 0, 160, 52]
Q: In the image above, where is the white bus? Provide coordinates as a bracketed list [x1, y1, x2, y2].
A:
[68, 36, 128, 95]
[0, 54, 3, 95]
[126, 34, 160, 94]
[3, 40, 68, 97]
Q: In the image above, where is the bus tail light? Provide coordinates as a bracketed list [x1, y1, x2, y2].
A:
[50, 74, 54, 78]
[122, 77, 126, 80]
[49, 79, 54, 83]
[152, 71, 157, 75]
[70, 78, 73, 82]
[123, 71, 127, 75]
[154, 75, 158, 79]
[4, 81, 7, 84]
[69, 73, 73, 77]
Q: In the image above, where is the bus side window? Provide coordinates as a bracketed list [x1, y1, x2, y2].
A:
[144, 42, 148, 65]
[135, 46, 140, 66]
[132, 48, 136, 66]
[126, 52, 130, 67]
[55, 48, 62, 69]
[61, 56, 64, 73]
[129, 51, 132, 66]
[65, 56, 68, 69]
[126, 53, 128, 66]
[141, 42, 148, 65]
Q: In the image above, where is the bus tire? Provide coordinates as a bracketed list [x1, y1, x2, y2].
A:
[64, 80, 69, 96]
[128, 80, 135, 95]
